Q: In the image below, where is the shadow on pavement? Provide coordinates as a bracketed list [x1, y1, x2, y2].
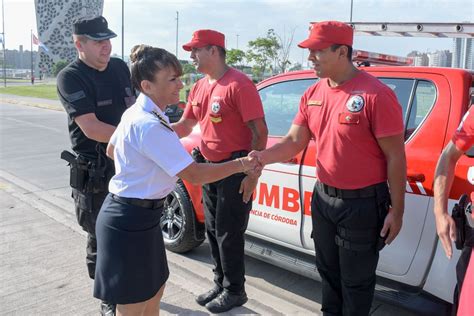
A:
[182, 241, 323, 308]
[161, 302, 209, 315]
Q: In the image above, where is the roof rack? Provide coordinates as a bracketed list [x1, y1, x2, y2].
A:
[347, 22, 474, 38]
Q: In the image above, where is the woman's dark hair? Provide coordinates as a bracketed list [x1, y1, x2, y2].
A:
[130, 45, 183, 92]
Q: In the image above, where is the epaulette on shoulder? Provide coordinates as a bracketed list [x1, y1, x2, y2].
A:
[151, 110, 174, 132]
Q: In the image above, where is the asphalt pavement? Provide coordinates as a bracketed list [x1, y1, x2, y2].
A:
[0, 95, 420, 315]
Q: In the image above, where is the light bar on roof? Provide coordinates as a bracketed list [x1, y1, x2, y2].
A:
[352, 49, 413, 66]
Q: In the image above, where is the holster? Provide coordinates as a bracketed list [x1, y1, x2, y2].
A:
[191, 147, 205, 163]
[375, 183, 391, 251]
[61, 150, 88, 191]
[61, 145, 112, 194]
[452, 194, 470, 250]
[83, 144, 111, 194]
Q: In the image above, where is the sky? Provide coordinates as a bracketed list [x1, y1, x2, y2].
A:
[3, 0, 473, 65]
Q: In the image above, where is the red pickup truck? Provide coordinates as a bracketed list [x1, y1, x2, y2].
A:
[161, 50, 473, 312]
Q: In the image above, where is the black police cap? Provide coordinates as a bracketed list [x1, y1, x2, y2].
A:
[73, 16, 117, 41]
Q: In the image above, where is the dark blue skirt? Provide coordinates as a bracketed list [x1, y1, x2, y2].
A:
[93, 193, 169, 304]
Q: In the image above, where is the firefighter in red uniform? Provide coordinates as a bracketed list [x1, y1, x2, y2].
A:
[172, 29, 268, 313]
[251, 21, 406, 316]
[434, 109, 474, 316]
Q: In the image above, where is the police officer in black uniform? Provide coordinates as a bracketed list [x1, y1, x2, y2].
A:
[57, 16, 134, 316]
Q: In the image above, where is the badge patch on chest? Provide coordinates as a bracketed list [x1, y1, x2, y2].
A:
[338, 112, 360, 124]
[211, 101, 221, 114]
[346, 95, 364, 113]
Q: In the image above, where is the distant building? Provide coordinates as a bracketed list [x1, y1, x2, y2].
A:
[34, 0, 104, 75]
[1, 46, 38, 70]
[407, 51, 429, 66]
[427, 50, 452, 67]
[413, 55, 429, 66]
[452, 38, 473, 70]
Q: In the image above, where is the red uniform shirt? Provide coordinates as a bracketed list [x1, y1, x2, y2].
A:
[183, 68, 264, 162]
[293, 70, 404, 189]
[452, 109, 474, 203]
[453, 109, 474, 153]
[458, 248, 474, 316]
[450, 110, 474, 316]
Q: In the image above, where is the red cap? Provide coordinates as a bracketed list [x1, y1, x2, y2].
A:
[183, 29, 225, 51]
[298, 21, 353, 50]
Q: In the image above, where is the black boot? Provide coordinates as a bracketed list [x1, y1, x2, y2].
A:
[205, 289, 248, 313]
[196, 285, 223, 306]
[100, 301, 116, 316]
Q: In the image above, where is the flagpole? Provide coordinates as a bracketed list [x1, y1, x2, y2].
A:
[2, 0, 5, 87]
[30, 29, 33, 84]
[121, 0, 124, 60]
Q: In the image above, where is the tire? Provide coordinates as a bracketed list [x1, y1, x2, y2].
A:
[160, 181, 204, 253]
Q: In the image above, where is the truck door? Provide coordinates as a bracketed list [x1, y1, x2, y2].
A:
[247, 77, 316, 249]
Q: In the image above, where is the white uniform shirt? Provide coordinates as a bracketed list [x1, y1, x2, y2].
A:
[109, 93, 193, 199]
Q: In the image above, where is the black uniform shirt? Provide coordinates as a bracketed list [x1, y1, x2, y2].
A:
[57, 57, 134, 160]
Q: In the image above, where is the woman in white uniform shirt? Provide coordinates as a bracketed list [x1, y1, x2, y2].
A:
[93, 45, 258, 316]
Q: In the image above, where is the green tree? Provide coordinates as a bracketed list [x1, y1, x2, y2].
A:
[289, 62, 303, 71]
[226, 49, 246, 68]
[52, 60, 69, 77]
[246, 29, 280, 80]
[182, 63, 196, 74]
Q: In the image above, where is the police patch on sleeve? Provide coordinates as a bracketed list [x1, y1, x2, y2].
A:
[346, 95, 365, 113]
[65, 90, 86, 103]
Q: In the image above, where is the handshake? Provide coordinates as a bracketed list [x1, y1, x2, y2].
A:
[237, 150, 265, 176]
[236, 150, 268, 203]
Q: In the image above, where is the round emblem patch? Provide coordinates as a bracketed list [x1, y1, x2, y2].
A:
[211, 102, 220, 114]
[346, 95, 364, 113]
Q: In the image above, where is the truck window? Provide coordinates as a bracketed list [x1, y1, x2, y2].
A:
[259, 79, 317, 136]
[379, 78, 415, 124]
[406, 80, 437, 135]
[380, 78, 436, 140]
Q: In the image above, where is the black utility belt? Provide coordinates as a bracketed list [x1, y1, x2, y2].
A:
[206, 150, 249, 163]
[111, 194, 165, 210]
[317, 181, 386, 199]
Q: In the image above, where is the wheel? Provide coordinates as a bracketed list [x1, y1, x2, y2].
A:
[160, 181, 204, 253]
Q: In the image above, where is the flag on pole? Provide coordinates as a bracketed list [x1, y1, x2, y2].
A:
[32, 33, 48, 52]
[32, 34, 39, 45]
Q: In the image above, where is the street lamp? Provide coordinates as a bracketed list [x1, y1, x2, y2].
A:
[175, 11, 179, 59]
[350, 0, 354, 22]
[2, 0, 5, 87]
